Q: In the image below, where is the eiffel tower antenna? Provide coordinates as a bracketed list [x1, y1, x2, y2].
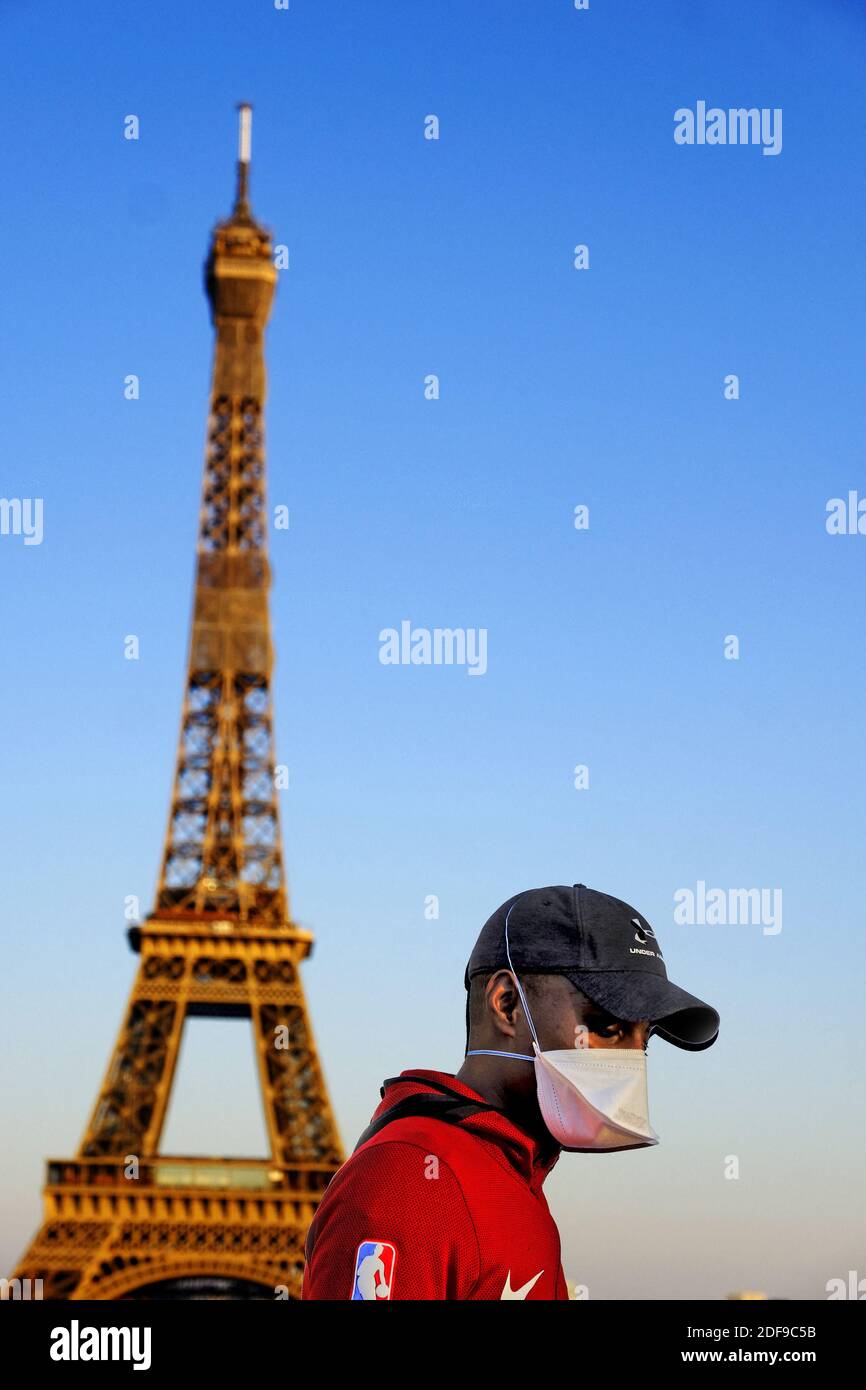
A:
[234, 101, 252, 217]
[9, 107, 344, 1301]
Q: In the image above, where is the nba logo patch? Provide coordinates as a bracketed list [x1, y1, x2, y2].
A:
[350, 1240, 396, 1300]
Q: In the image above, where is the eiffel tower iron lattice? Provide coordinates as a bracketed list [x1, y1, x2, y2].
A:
[9, 106, 344, 1302]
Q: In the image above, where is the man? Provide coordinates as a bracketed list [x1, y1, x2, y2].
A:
[302, 884, 719, 1300]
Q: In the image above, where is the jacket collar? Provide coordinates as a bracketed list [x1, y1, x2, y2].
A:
[373, 1068, 560, 1195]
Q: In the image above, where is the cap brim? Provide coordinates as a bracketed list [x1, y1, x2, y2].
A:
[565, 970, 720, 1051]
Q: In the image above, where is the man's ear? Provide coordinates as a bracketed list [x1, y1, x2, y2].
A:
[486, 970, 522, 1036]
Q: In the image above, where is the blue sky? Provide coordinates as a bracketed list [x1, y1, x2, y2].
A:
[1, 0, 865, 1298]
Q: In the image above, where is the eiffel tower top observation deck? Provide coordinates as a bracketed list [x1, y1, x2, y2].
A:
[153, 103, 291, 935]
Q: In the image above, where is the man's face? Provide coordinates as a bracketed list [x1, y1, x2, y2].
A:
[487, 971, 651, 1053]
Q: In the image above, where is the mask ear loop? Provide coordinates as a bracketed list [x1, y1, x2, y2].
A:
[465, 897, 538, 1062]
[503, 899, 540, 1050]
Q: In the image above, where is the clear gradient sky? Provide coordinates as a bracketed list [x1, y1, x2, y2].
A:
[2, 0, 865, 1299]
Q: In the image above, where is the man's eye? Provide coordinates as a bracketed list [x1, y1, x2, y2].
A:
[590, 1019, 622, 1038]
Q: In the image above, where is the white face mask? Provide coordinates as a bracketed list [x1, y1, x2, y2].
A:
[466, 905, 660, 1153]
[531, 1039, 658, 1151]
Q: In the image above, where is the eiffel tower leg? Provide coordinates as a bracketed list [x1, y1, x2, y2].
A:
[250, 956, 343, 1168]
[79, 968, 187, 1160]
[9, 963, 186, 1299]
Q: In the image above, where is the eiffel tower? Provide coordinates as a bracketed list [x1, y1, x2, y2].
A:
[10, 106, 343, 1301]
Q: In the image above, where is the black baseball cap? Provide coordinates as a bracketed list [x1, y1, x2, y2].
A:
[465, 884, 719, 1051]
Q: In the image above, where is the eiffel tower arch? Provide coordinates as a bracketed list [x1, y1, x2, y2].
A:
[9, 106, 343, 1301]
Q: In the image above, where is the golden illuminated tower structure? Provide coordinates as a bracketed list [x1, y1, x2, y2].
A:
[11, 106, 343, 1300]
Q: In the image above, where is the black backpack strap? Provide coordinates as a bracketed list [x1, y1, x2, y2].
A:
[378, 1073, 473, 1100]
[354, 1085, 503, 1153]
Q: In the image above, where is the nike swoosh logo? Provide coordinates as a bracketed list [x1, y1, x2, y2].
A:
[500, 1269, 544, 1300]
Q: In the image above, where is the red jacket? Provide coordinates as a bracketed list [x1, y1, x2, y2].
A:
[302, 1068, 571, 1300]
